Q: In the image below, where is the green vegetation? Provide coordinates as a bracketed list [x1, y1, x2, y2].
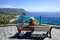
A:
[0, 12, 21, 24]
[0, 8, 26, 25]
[0, 19, 4, 24]
[0, 12, 23, 24]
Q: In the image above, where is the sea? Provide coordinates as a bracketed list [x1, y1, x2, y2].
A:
[14, 12, 60, 26]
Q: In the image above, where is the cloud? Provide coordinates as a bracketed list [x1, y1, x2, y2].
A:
[0, 5, 16, 8]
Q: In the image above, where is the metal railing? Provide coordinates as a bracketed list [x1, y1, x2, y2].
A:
[0, 16, 60, 26]
[20, 16, 60, 26]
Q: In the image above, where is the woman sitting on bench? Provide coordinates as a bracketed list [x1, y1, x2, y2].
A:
[29, 17, 38, 26]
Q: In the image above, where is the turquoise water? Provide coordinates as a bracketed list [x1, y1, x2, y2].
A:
[14, 12, 60, 26]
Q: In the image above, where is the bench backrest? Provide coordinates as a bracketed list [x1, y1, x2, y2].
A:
[49, 27, 60, 40]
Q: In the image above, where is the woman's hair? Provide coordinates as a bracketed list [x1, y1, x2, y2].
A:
[29, 17, 37, 26]
[30, 17, 35, 21]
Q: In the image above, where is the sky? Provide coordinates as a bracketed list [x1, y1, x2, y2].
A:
[0, 0, 60, 12]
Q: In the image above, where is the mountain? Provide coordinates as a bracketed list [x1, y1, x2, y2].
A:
[0, 8, 26, 14]
[0, 8, 27, 24]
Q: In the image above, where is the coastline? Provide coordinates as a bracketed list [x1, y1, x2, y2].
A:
[15, 15, 20, 18]
[10, 15, 20, 23]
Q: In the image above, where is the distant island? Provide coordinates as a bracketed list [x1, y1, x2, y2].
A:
[0, 8, 26, 24]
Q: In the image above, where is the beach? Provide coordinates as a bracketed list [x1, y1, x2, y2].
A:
[10, 15, 20, 23]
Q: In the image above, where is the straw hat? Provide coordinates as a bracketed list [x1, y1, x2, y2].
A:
[30, 17, 35, 21]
